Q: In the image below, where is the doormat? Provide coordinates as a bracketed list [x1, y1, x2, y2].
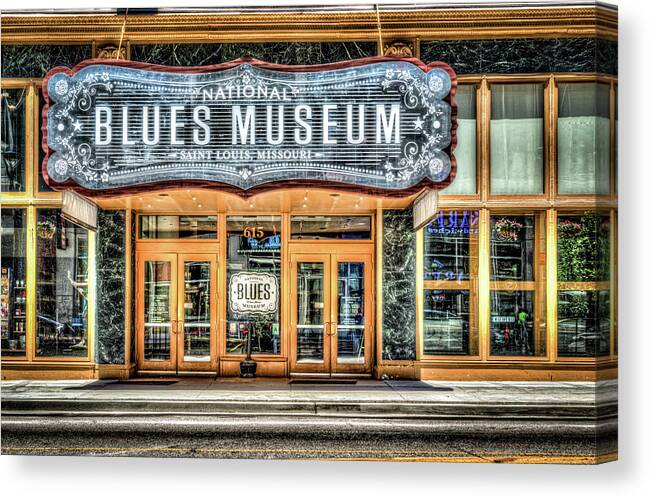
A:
[114, 380, 178, 386]
[289, 379, 358, 385]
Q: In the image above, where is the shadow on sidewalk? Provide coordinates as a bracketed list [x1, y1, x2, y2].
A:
[62, 378, 454, 393]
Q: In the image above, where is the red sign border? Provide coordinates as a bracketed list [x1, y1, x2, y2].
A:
[41, 55, 457, 199]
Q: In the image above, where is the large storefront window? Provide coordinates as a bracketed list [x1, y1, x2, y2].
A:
[557, 83, 610, 194]
[226, 216, 281, 355]
[1, 88, 26, 192]
[423, 210, 479, 355]
[36, 209, 90, 358]
[490, 83, 544, 195]
[489, 213, 546, 356]
[557, 213, 610, 357]
[442, 84, 476, 195]
[1, 208, 27, 357]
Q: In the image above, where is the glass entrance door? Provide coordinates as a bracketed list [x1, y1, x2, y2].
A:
[137, 252, 217, 373]
[291, 253, 373, 376]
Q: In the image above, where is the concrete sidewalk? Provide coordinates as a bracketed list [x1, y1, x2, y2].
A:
[1, 378, 618, 421]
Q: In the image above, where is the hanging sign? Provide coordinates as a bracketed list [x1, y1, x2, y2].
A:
[412, 189, 439, 231]
[42, 56, 457, 197]
[61, 190, 98, 231]
[228, 272, 278, 316]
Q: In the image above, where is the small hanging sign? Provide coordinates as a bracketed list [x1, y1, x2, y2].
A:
[228, 272, 279, 316]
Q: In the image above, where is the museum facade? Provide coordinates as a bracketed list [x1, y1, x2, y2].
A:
[0, 2, 618, 381]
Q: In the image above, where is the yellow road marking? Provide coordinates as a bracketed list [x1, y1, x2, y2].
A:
[2, 446, 618, 464]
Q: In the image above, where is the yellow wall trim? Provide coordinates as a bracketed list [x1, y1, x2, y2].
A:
[1, 6, 617, 44]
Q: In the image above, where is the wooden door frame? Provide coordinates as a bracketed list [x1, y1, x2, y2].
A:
[330, 252, 374, 375]
[176, 252, 219, 372]
[136, 244, 220, 373]
[136, 252, 178, 372]
[288, 242, 374, 377]
[289, 253, 332, 375]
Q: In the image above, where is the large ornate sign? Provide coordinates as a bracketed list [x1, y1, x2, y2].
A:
[42, 57, 457, 197]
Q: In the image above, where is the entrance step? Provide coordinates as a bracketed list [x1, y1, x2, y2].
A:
[289, 379, 357, 385]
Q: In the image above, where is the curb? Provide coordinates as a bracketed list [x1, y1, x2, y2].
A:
[1, 397, 618, 421]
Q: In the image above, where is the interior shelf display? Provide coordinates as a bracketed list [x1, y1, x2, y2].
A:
[1, 208, 27, 357]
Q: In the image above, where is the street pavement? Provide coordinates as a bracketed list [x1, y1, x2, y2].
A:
[0, 378, 618, 463]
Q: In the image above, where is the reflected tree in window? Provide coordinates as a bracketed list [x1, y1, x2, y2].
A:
[557, 212, 610, 357]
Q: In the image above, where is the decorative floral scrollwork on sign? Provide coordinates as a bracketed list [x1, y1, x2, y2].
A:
[47, 70, 115, 183]
[380, 66, 453, 184]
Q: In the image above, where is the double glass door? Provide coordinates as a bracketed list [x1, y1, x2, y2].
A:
[291, 253, 373, 375]
[137, 252, 217, 373]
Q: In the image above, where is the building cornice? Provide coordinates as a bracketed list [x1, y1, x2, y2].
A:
[0, 5, 618, 45]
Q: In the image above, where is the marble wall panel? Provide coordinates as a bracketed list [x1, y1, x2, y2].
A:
[95, 210, 127, 365]
[421, 38, 617, 75]
[130, 42, 377, 66]
[382, 208, 417, 361]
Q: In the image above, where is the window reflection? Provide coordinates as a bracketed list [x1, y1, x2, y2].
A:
[558, 290, 610, 357]
[1, 209, 27, 357]
[490, 215, 535, 281]
[490, 290, 539, 356]
[424, 290, 472, 355]
[557, 212, 611, 357]
[424, 210, 479, 281]
[183, 261, 211, 362]
[36, 209, 89, 358]
[489, 213, 545, 357]
[296, 262, 324, 362]
[337, 262, 365, 363]
[423, 210, 479, 357]
[143, 260, 172, 361]
[557, 213, 610, 282]
[1, 89, 26, 192]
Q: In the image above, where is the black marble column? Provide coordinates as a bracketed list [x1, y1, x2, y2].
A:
[95, 210, 127, 365]
[382, 209, 417, 360]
